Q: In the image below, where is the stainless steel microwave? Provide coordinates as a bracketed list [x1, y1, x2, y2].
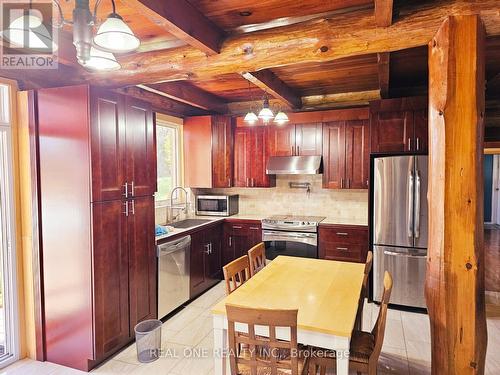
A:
[195, 195, 239, 216]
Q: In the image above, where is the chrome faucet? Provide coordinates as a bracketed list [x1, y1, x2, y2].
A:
[170, 186, 189, 222]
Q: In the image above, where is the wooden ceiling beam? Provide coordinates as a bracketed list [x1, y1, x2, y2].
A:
[129, 0, 225, 55]
[114, 86, 207, 117]
[89, 0, 500, 87]
[143, 82, 228, 113]
[242, 70, 302, 109]
[374, 0, 394, 27]
[377, 52, 390, 98]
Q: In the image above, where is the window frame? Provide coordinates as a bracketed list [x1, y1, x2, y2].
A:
[155, 118, 183, 206]
[0, 79, 20, 368]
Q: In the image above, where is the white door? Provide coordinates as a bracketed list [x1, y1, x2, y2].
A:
[0, 82, 20, 368]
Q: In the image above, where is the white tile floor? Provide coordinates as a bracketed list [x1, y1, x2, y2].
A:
[2, 282, 500, 375]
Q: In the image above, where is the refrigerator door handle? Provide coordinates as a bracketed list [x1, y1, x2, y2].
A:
[414, 169, 421, 239]
[407, 170, 414, 238]
[383, 250, 427, 259]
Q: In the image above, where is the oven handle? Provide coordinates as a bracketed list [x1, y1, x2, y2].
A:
[262, 230, 317, 246]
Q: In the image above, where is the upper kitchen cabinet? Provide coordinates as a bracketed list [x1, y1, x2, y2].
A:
[323, 120, 369, 189]
[370, 97, 428, 154]
[234, 127, 275, 188]
[91, 88, 156, 202]
[268, 123, 322, 156]
[184, 115, 235, 188]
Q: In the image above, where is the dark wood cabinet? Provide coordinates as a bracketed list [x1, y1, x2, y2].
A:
[91, 89, 156, 201]
[128, 197, 157, 330]
[268, 123, 322, 156]
[184, 115, 234, 188]
[222, 221, 262, 266]
[370, 97, 428, 154]
[295, 123, 323, 155]
[92, 200, 130, 362]
[90, 90, 126, 202]
[319, 224, 369, 263]
[323, 120, 369, 189]
[234, 127, 275, 188]
[190, 222, 223, 298]
[125, 97, 157, 197]
[267, 125, 295, 156]
[36, 85, 157, 371]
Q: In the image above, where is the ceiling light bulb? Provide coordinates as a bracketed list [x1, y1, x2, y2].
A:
[80, 47, 121, 71]
[244, 111, 259, 125]
[274, 111, 289, 126]
[94, 13, 140, 53]
[258, 94, 274, 123]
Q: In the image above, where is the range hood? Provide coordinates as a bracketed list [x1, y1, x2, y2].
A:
[266, 155, 322, 175]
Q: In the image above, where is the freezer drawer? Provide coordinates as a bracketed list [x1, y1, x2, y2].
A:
[373, 245, 427, 308]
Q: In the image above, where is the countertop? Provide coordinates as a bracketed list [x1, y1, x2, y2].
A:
[155, 214, 367, 243]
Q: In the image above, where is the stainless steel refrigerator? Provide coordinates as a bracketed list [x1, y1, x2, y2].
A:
[372, 155, 428, 308]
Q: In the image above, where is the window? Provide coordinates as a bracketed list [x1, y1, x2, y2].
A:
[0, 82, 19, 368]
[156, 120, 182, 203]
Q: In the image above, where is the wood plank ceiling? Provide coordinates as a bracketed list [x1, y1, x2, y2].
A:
[1, 0, 499, 126]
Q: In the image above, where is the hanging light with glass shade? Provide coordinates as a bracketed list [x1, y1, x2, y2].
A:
[1, 0, 140, 72]
[274, 109, 290, 125]
[258, 92, 275, 124]
[243, 80, 259, 125]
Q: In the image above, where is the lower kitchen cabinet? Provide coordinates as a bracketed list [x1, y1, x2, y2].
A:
[223, 221, 262, 266]
[318, 224, 368, 263]
[190, 222, 223, 298]
[92, 196, 157, 364]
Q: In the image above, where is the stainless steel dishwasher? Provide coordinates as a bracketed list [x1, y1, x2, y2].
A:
[157, 235, 191, 319]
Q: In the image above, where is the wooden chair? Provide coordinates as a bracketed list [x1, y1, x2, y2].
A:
[307, 271, 393, 375]
[223, 255, 251, 295]
[226, 304, 309, 375]
[355, 251, 373, 330]
[248, 242, 266, 277]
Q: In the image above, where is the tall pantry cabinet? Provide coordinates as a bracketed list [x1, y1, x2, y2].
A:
[35, 85, 157, 371]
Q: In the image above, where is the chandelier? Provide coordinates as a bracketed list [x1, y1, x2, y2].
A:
[1, 0, 140, 71]
[244, 82, 289, 126]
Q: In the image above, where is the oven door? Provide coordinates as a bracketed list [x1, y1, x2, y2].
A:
[262, 230, 318, 260]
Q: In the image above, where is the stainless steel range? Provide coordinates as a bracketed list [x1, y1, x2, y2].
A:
[261, 215, 326, 260]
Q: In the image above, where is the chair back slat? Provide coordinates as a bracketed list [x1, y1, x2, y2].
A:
[371, 271, 393, 360]
[223, 255, 251, 295]
[248, 242, 266, 277]
[226, 304, 299, 375]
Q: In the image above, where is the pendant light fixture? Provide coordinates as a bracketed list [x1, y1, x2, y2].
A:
[274, 110, 290, 126]
[258, 92, 275, 124]
[93, 2, 140, 53]
[1, 0, 140, 71]
[244, 80, 259, 125]
[80, 46, 121, 71]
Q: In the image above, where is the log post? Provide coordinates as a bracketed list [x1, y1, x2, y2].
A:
[426, 15, 487, 375]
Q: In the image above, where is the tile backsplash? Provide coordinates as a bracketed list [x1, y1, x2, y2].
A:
[192, 175, 368, 223]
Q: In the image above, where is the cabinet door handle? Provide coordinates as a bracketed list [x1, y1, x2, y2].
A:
[249, 227, 260, 230]
[130, 181, 135, 197]
[337, 247, 349, 251]
[340, 178, 344, 189]
[408, 138, 412, 151]
[246, 178, 249, 187]
[416, 137, 420, 151]
[204, 244, 210, 255]
[347, 179, 351, 189]
[336, 232, 348, 236]
[123, 182, 128, 197]
[130, 200, 135, 215]
[123, 202, 129, 217]
[296, 146, 300, 155]
[229, 236, 232, 247]
[233, 225, 242, 229]
[251, 178, 255, 187]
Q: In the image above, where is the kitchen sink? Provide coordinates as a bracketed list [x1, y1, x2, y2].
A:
[169, 219, 213, 229]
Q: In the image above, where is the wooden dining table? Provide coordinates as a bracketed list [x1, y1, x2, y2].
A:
[211, 255, 365, 375]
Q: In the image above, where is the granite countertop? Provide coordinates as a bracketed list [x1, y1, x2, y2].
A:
[321, 217, 368, 226]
